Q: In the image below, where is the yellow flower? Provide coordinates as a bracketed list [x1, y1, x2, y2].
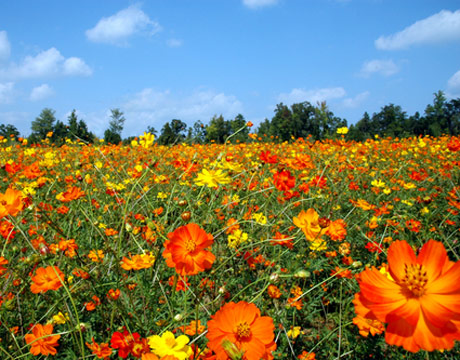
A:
[228, 229, 249, 249]
[194, 168, 231, 188]
[52, 312, 69, 325]
[309, 238, 327, 252]
[336, 127, 349, 135]
[287, 326, 302, 339]
[371, 179, 385, 188]
[139, 132, 155, 148]
[148, 331, 192, 360]
[252, 212, 267, 225]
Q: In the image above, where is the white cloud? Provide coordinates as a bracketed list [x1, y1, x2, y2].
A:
[86, 4, 162, 45]
[360, 59, 399, 77]
[0, 31, 10, 61]
[277, 87, 346, 105]
[447, 69, 460, 98]
[63, 57, 92, 76]
[30, 84, 54, 102]
[0, 47, 92, 79]
[375, 10, 460, 50]
[0, 82, 14, 104]
[166, 38, 183, 48]
[123, 88, 243, 136]
[342, 91, 370, 108]
[243, 0, 279, 9]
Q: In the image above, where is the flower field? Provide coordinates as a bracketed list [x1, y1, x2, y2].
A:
[0, 133, 460, 359]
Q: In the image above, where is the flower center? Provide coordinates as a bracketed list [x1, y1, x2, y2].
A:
[165, 337, 176, 347]
[402, 263, 428, 297]
[184, 238, 196, 252]
[0, 200, 6, 206]
[236, 322, 251, 340]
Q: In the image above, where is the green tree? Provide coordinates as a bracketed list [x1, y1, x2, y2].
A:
[205, 115, 231, 143]
[104, 108, 125, 144]
[188, 120, 206, 144]
[229, 114, 249, 143]
[0, 123, 20, 139]
[67, 110, 93, 143]
[256, 118, 271, 140]
[30, 108, 56, 143]
[158, 119, 187, 145]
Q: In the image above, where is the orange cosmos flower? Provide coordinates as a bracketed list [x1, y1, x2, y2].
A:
[30, 266, 65, 294]
[354, 239, 460, 352]
[163, 223, 215, 276]
[86, 337, 113, 359]
[293, 208, 327, 241]
[25, 323, 60, 356]
[56, 186, 85, 202]
[121, 252, 155, 271]
[326, 219, 347, 241]
[206, 301, 276, 360]
[0, 188, 24, 219]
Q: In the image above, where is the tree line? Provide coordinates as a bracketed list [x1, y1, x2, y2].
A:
[0, 91, 459, 145]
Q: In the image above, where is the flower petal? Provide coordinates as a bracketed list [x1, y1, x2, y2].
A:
[417, 240, 448, 283]
[387, 240, 416, 282]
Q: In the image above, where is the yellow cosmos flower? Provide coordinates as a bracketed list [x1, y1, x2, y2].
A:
[139, 132, 155, 148]
[147, 331, 192, 360]
[194, 169, 231, 188]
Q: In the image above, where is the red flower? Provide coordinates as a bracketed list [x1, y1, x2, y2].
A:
[273, 170, 295, 191]
[110, 330, 141, 359]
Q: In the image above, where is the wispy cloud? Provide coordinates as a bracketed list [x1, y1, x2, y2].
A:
[277, 87, 346, 105]
[0, 82, 14, 104]
[122, 88, 243, 136]
[30, 84, 54, 102]
[0, 31, 10, 61]
[342, 91, 370, 108]
[359, 59, 399, 77]
[447, 69, 460, 98]
[0, 47, 92, 80]
[242, 0, 279, 10]
[166, 38, 183, 48]
[86, 4, 162, 46]
[376, 10, 460, 50]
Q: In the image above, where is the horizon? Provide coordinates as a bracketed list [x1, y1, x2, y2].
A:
[1, 0, 460, 137]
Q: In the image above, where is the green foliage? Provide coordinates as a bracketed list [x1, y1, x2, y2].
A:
[0, 123, 20, 139]
[30, 108, 56, 143]
[158, 119, 187, 145]
[104, 108, 125, 144]
[205, 115, 232, 143]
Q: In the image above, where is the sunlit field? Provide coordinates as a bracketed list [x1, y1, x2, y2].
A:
[1, 132, 460, 359]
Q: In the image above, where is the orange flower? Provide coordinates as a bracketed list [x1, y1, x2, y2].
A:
[354, 240, 460, 352]
[267, 284, 281, 299]
[30, 266, 64, 294]
[206, 301, 276, 360]
[325, 219, 347, 241]
[56, 186, 85, 202]
[293, 208, 327, 241]
[163, 223, 215, 276]
[86, 337, 113, 359]
[121, 252, 155, 271]
[0, 256, 8, 276]
[25, 323, 60, 356]
[0, 188, 24, 219]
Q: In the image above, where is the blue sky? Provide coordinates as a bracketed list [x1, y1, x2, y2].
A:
[1, 0, 460, 137]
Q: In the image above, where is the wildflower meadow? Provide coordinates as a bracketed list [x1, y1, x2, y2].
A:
[1, 131, 460, 359]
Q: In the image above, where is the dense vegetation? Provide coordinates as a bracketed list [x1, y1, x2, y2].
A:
[1, 91, 459, 145]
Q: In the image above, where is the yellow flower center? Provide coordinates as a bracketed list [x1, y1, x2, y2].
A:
[402, 263, 428, 297]
[236, 322, 251, 340]
[184, 238, 196, 252]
